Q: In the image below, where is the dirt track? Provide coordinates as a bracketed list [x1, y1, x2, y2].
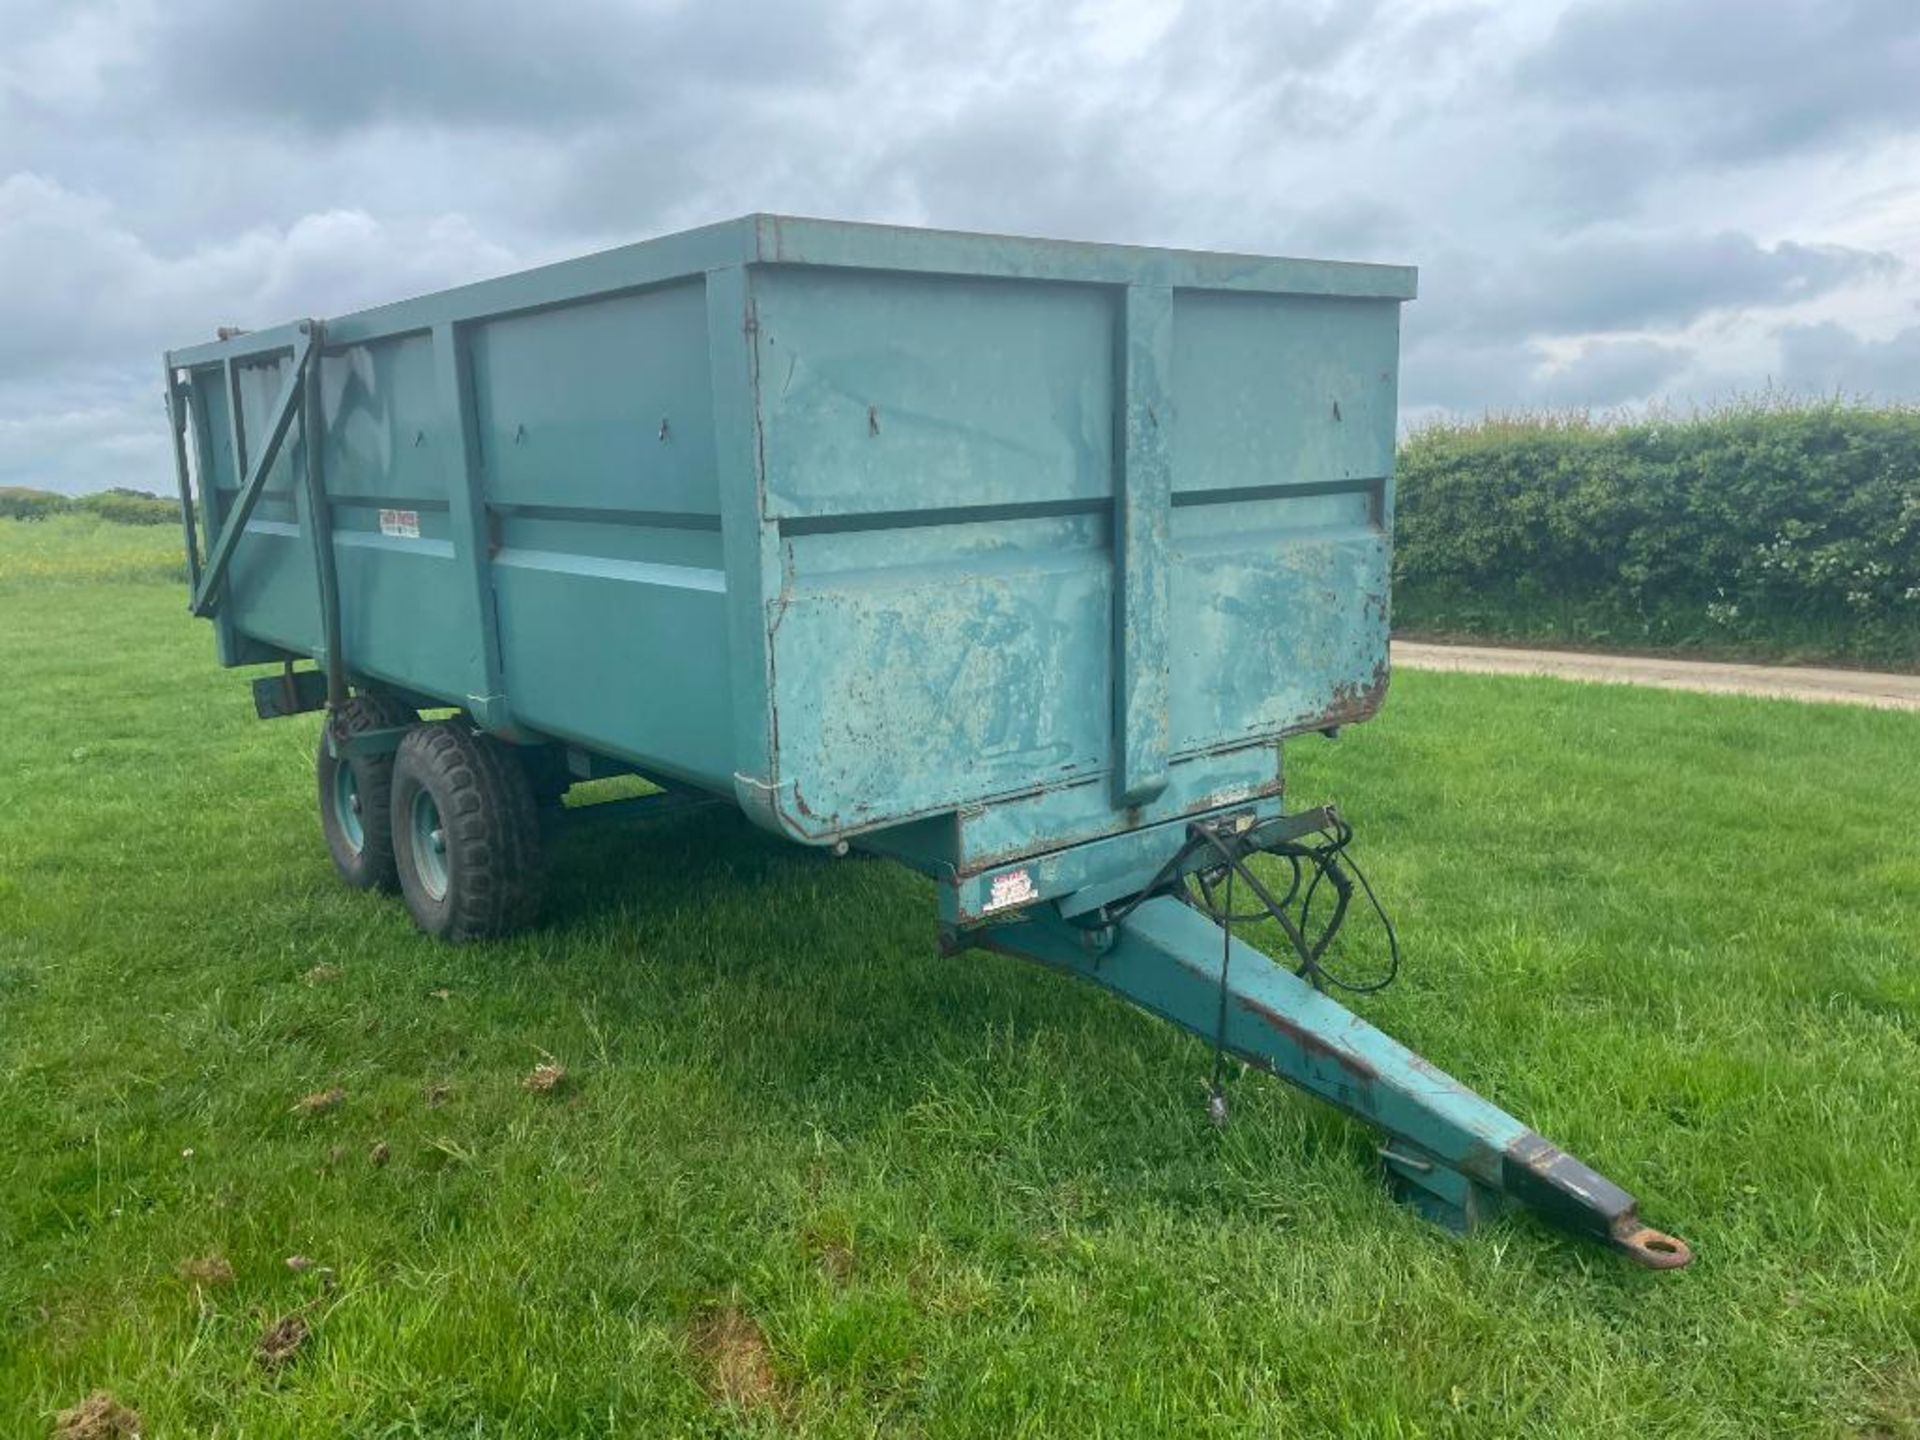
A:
[1392, 641, 1920, 712]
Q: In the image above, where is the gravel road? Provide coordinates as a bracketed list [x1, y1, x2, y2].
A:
[1392, 641, 1920, 711]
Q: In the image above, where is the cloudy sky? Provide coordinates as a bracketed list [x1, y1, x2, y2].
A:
[3, 0, 1917, 494]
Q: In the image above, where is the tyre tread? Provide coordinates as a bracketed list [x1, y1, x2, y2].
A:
[393, 721, 543, 941]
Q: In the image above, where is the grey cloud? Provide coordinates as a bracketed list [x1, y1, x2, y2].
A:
[1776, 321, 1920, 400]
[876, 99, 1156, 243]
[118, 0, 855, 134]
[0, 173, 514, 379]
[0, 371, 162, 496]
[1424, 231, 1900, 343]
[1158, 0, 1389, 92]
[1519, 0, 1920, 161]
[3, 0, 1919, 495]
[1532, 121, 1672, 225]
[1405, 335, 1691, 413]
[1387, 4, 1491, 60]
[1270, 198, 1416, 264]
[536, 0, 1415, 248]
[1532, 337, 1692, 408]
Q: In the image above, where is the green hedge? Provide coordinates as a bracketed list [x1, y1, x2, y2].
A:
[0, 486, 181, 526]
[1392, 401, 1920, 668]
[0, 486, 72, 522]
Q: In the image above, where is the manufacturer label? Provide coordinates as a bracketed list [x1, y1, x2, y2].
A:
[379, 508, 421, 539]
[984, 867, 1038, 913]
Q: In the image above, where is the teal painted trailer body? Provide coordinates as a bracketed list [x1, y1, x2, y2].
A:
[167, 215, 1410, 894]
[164, 218, 1694, 1265]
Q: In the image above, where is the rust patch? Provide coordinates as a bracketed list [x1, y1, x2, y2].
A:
[53, 1392, 142, 1440]
[1614, 1225, 1692, 1270]
[1308, 656, 1391, 732]
[1233, 992, 1380, 1088]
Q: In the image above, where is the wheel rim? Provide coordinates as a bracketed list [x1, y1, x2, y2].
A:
[410, 788, 449, 902]
[333, 763, 365, 855]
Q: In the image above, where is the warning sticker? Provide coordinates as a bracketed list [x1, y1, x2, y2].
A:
[984, 867, 1038, 913]
[378, 508, 421, 539]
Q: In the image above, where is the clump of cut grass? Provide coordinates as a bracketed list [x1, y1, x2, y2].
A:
[289, 1088, 345, 1118]
[255, 1315, 309, 1371]
[52, 1390, 142, 1439]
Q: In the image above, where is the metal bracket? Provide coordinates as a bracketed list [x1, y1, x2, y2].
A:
[329, 724, 411, 761]
[253, 667, 329, 720]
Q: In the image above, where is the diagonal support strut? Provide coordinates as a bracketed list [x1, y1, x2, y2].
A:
[970, 893, 1691, 1268]
[190, 322, 316, 619]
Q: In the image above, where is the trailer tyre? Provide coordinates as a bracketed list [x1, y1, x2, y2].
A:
[391, 721, 544, 942]
[317, 693, 418, 892]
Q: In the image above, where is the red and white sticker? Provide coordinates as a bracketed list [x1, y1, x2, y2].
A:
[984, 867, 1038, 913]
[378, 508, 420, 539]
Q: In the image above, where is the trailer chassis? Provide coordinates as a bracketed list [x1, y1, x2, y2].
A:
[940, 808, 1692, 1269]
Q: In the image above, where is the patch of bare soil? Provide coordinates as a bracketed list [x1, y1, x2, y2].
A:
[255, 1314, 309, 1371]
[177, 1254, 234, 1288]
[691, 1307, 783, 1412]
[1864, 1356, 1920, 1439]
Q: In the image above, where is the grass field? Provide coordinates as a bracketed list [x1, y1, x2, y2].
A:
[3, 515, 1917, 1438]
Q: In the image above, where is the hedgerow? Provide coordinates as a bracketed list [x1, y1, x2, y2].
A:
[0, 486, 181, 525]
[1392, 398, 1920, 667]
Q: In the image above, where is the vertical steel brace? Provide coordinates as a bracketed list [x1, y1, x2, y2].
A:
[1113, 282, 1174, 807]
[163, 357, 202, 593]
[295, 323, 347, 710]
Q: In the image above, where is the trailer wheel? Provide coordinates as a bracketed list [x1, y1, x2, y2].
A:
[316, 693, 417, 891]
[391, 721, 544, 941]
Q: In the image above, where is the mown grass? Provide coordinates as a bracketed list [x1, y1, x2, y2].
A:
[2, 522, 1917, 1437]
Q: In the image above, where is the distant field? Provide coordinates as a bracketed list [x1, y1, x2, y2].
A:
[2, 519, 1917, 1437]
[0, 512, 188, 591]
